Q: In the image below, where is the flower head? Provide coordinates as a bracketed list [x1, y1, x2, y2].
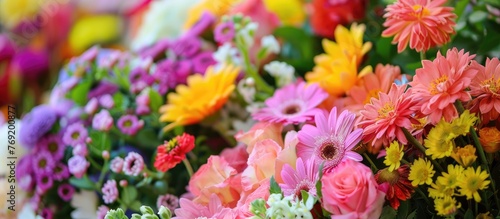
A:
[36, 134, 65, 161]
[36, 173, 54, 194]
[451, 145, 477, 167]
[97, 205, 109, 219]
[157, 194, 179, 213]
[33, 150, 56, 174]
[264, 61, 296, 87]
[252, 81, 328, 125]
[110, 157, 124, 173]
[384, 141, 404, 172]
[424, 119, 455, 159]
[123, 152, 145, 176]
[68, 155, 90, 179]
[214, 21, 235, 44]
[154, 133, 195, 172]
[20, 105, 57, 147]
[470, 58, 500, 123]
[437, 164, 464, 190]
[408, 158, 435, 186]
[58, 184, 75, 201]
[297, 107, 363, 172]
[102, 179, 119, 204]
[434, 196, 460, 217]
[409, 48, 477, 124]
[479, 127, 500, 153]
[375, 165, 414, 209]
[280, 158, 319, 198]
[63, 123, 89, 147]
[92, 110, 113, 131]
[382, 0, 456, 53]
[53, 163, 70, 181]
[458, 166, 490, 202]
[117, 115, 144, 136]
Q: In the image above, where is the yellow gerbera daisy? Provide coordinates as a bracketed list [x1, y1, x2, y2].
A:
[450, 110, 477, 136]
[458, 166, 490, 202]
[424, 119, 455, 159]
[159, 65, 239, 132]
[437, 164, 464, 189]
[409, 158, 435, 186]
[450, 145, 477, 168]
[384, 141, 404, 172]
[434, 196, 461, 216]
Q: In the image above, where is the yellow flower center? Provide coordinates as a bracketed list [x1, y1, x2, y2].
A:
[412, 5, 431, 18]
[364, 89, 381, 104]
[481, 78, 500, 96]
[429, 75, 448, 94]
[48, 142, 58, 153]
[377, 103, 394, 119]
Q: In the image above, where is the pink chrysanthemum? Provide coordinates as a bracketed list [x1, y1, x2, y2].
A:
[409, 48, 477, 124]
[469, 58, 500, 124]
[297, 107, 363, 172]
[359, 83, 417, 149]
[382, 0, 456, 53]
[280, 158, 319, 198]
[252, 81, 328, 125]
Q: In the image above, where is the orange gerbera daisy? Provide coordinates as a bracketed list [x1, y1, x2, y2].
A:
[469, 58, 500, 124]
[159, 65, 239, 132]
[409, 48, 477, 124]
[382, 0, 456, 53]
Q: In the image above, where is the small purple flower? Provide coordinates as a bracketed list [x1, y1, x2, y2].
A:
[33, 151, 56, 174]
[184, 12, 216, 38]
[171, 36, 201, 58]
[87, 81, 119, 100]
[73, 143, 88, 156]
[36, 134, 66, 161]
[63, 123, 88, 147]
[102, 179, 119, 204]
[40, 208, 54, 219]
[85, 98, 99, 115]
[50, 100, 74, 117]
[192, 52, 216, 74]
[154, 59, 192, 89]
[92, 110, 114, 131]
[68, 155, 90, 178]
[123, 152, 144, 176]
[58, 183, 75, 201]
[117, 115, 144, 136]
[110, 157, 124, 173]
[53, 163, 70, 181]
[79, 46, 99, 63]
[99, 94, 115, 109]
[214, 22, 235, 44]
[36, 173, 54, 194]
[156, 194, 179, 213]
[20, 105, 57, 148]
[97, 50, 121, 69]
[135, 92, 151, 115]
[97, 205, 110, 219]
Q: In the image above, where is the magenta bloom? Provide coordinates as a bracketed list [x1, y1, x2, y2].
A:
[252, 81, 328, 125]
[157, 194, 179, 213]
[97, 205, 110, 219]
[33, 151, 56, 174]
[102, 179, 119, 204]
[297, 107, 363, 172]
[92, 109, 114, 131]
[40, 208, 54, 219]
[214, 22, 235, 44]
[63, 123, 88, 147]
[110, 157, 124, 173]
[57, 183, 75, 201]
[280, 157, 319, 198]
[192, 52, 216, 74]
[68, 155, 90, 178]
[36, 173, 54, 194]
[171, 36, 201, 58]
[123, 152, 145, 176]
[53, 163, 70, 181]
[117, 115, 144, 136]
[36, 134, 65, 161]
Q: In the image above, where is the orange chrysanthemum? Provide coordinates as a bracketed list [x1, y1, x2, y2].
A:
[469, 58, 500, 124]
[159, 65, 239, 132]
[154, 133, 195, 172]
[382, 0, 456, 53]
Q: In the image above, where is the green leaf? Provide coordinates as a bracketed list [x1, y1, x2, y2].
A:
[68, 80, 92, 106]
[113, 93, 125, 111]
[397, 200, 409, 219]
[269, 176, 282, 194]
[129, 201, 142, 212]
[407, 210, 416, 219]
[69, 176, 95, 190]
[149, 89, 164, 112]
[469, 11, 488, 23]
[89, 130, 112, 154]
[485, 0, 500, 7]
[121, 187, 138, 205]
[136, 128, 163, 149]
[376, 37, 394, 61]
[315, 163, 325, 200]
[464, 209, 474, 219]
[381, 206, 398, 219]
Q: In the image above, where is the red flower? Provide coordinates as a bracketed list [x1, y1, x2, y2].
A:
[310, 0, 368, 38]
[154, 133, 195, 172]
[375, 165, 414, 209]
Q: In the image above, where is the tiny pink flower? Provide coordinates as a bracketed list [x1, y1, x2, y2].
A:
[102, 179, 119, 204]
[73, 144, 88, 156]
[110, 157, 124, 173]
[97, 205, 110, 219]
[117, 115, 144, 136]
[85, 98, 99, 115]
[92, 110, 114, 131]
[123, 152, 145, 176]
[99, 94, 115, 109]
[68, 155, 90, 178]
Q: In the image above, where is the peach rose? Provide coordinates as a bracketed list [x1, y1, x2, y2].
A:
[235, 180, 270, 218]
[234, 122, 283, 154]
[321, 159, 386, 219]
[274, 130, 298, 184]
[189, 156, 241, 207]
[241, 139, 281, 191]
[220, 144, 249, 173]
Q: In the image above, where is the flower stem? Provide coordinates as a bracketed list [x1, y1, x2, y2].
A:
[97, 159, 109, 188]
[401, 128, 444, 172]
[415, 187, 432, 206]
[236, 38, 274, 95]
[454, 101, 500, 212]
[420, 51, 426, 61]
[182, 159, 194, 177]
[363, 153, 379, 172]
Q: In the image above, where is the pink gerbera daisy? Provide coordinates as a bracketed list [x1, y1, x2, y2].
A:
[382, 0, 456, 53]
[252, 81, 328, 125]
[358, 83, 418, 149]
[280, 157, 319, 198]
[469, 58, 500, 124]
[409, 48, 477, 124]
[297, 107, 363, 172]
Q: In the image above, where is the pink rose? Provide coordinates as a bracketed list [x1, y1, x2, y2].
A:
[236, 180, 270, 218]
[220, 144, 249, 173]
[235, 122, 283, 154]
[241, 139, 281, 191]
[321, 159, 386, 219]
[188, 156, 241, 207]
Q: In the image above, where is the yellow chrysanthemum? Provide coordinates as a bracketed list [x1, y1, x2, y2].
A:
[159, 65, 239, 132]
[184, 0, 239, 29]
[424, 119, 455, 159]
[306, 23, 372, 96]
[263, 0, 305, 26]
[384, 141, 403, 172]
[69, 15, 122, 53]
[0, 0, 40, 28]
[458, 166, 490, 202]
[450, 110, 477, 136]
[428, 181, 454, 199]
[437, 164, 464, 189]
[450, 145, 477, 168]
[409, 158, 435, 186]
[434, 196, 461, 217]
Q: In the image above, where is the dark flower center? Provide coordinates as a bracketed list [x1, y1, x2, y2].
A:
[71, 132, 80, 140]
[283, 104, 301, 115]
[39, 159, 47, 168]
[48, 142, 58, 152]
[42, 176, 49, 183]
[321, 143, 337, 160]
[124, 120, 132, 127]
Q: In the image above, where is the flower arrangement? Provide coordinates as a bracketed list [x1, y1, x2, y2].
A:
[7, 0, 500, 218]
